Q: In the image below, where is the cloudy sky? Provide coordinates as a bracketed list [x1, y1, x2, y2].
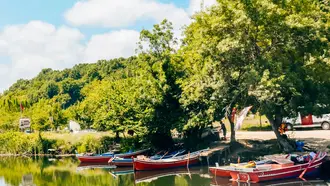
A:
[0, 0, 217, 93]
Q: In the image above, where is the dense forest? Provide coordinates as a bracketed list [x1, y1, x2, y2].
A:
[1, 0, 329, 151]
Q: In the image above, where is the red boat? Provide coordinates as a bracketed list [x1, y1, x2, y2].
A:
[77, 149, 149, 163]
[133, 149, 207, 171]
[209, 158, 283, 177]
[229, 152, 327, 183]
[77, 155, 113, 163]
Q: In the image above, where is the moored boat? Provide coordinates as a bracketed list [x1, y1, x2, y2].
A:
[108, 149, 186, 167]
[133, 149, 207, 171]
[209, 158, 282, 177]
[77, 154, 113, 163]
[114, 148, 150, 159]
[77, 148, 150, 163]
[229, 152, 327, 183]
[109, 157, 134, 167]
[149, 150, 186, 160]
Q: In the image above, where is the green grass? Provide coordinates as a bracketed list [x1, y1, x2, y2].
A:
[213, 114, 273, 131]
[44, 131, 114, 145]
[241, 124, 272, 131]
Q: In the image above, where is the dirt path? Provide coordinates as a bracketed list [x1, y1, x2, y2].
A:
[231, 130, 330, 152]
[233, 130, 330, 140]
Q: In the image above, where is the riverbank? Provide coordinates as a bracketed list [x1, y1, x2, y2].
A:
[234, 130, 330, 140]
[234, 130, 330, 153]
[0, 131, 141, 156]
[1, 130, 329, 156]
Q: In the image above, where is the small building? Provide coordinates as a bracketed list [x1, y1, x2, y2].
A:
[69, 120, 81, 132]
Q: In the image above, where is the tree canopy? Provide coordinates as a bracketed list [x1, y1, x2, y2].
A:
[0, 0, 329, 151]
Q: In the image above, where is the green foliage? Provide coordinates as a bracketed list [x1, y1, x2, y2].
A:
[0, 132, 39, 154]
[45, 82, 59, 99]
[0, 1, 329, 151]
[180, 0, 330, 151]
[76, 135, 102, 153]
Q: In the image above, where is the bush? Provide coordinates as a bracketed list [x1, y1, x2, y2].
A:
[0, 132, 39, 154]
[100, 136, 115, 152]
[76, 135, 102, 153]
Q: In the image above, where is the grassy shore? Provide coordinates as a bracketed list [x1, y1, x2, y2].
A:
[0, 131, 140, 155]
[44, 131, 114, 145]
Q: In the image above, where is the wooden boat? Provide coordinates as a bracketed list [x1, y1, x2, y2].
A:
[133, 149, 207, 171]
[114, 148, 150, 159]
[109, 157, 133, 167]
[209, 158, 282, 177]
[108, 149, 186, 167]
[77, 154, 113, 163]
[229, 152, 327, 183]
[149, 150, 186, 160]
[77, 148, 149, 163]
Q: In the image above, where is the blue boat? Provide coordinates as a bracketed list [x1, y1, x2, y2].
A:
[108, 149, 186, 167]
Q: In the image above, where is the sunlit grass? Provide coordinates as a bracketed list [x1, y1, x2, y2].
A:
[43, 131, 115, 145]
[213, 114, 272, 131]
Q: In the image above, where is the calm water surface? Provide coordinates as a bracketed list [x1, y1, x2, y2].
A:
[0, 157, 328, 186]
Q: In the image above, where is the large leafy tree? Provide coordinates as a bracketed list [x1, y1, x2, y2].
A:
[137, 20, 185, 148]
[180, 0, 330, 151]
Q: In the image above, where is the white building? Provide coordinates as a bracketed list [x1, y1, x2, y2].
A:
[69, 120, 81, 132]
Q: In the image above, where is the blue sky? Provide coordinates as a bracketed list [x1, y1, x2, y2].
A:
[0, 0, 190, 39]
[0, 0, 216, 93]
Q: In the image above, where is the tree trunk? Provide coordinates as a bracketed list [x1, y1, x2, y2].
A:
[266, 114, 295, 153]
[226, 108, 236, 142]
[229, 120, 236, 142]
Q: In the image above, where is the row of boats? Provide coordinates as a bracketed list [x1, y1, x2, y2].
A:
[76, 148, 207, 171]
[76, 149, 328, 183]
[76, 165, 330, 186]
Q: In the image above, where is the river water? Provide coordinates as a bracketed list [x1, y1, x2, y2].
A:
[0, 157, 328, 186]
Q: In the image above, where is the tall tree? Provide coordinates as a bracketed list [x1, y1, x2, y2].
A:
[137, 20, 185, 148]
[180, 0, 330, 151]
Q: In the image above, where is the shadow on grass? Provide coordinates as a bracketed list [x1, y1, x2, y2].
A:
[241, 125, 272, 131]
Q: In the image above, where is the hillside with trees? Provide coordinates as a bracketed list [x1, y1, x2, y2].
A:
[1, 0, 329, 152]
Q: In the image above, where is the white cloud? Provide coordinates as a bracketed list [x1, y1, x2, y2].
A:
[83, 30, 140, 62]
[0, 0, 219, 93]
[189, 0, 217, 14]
[64, 0, 191, 30]
[0, 21, 142, 93]
[0, 21, 85, 92]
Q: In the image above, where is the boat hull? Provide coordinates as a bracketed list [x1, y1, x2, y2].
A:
[109, 158, 133, 167]
[209, 167, 231, 177]
[209, 159, 276, 178]
[133, 156, 200, 171]
[230, 153, 326, 183]
[78, 156, 112, 163]
[77, 149, 149, 163]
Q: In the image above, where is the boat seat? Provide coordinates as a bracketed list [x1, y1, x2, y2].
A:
[256, 164, 272, 171]
[271, 158, 294, 165]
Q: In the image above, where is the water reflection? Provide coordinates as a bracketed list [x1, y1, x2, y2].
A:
[0, 157, 328, 186]
[211, 177, 330, 186]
